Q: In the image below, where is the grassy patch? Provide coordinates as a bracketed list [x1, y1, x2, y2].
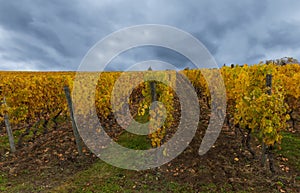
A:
[117, 132, 151, 150]
[276, 132, 300, 172]
[116, 111, 152, 150]
[0, 172, 45, 193]
[0, 122, 45, 150]
[0, 126, 21, 150]
[0, 172, 7, 192]
[50, 115, 192, 193]
[51, 160, 192, 193]
[0, 135, 10, 150]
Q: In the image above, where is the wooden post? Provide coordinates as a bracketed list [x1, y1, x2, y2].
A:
[262, 74, 275, 173]
[3, 97, 16, 153]
[64, 86, 83, 156]
[261, 143, 267, 167]
[266, 74, 272, 95]
[148, 67, 162, 173]
[148, 67, 157, 102]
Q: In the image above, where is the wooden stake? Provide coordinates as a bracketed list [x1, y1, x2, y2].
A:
[64, 86, 83, 156]
[3, 97, 16, 153]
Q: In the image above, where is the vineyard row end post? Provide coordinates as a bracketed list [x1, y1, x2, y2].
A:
[3, 96, 16, 153]
[64, 85, 83, 156]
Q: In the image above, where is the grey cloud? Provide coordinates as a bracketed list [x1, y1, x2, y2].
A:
[108, 46, 193, 70]
[0, 2, 33, 31]
[263, 22, 300, 49]
[0, 0, 299, 71]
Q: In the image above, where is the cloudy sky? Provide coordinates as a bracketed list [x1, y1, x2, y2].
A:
[0, 0, 300, 71]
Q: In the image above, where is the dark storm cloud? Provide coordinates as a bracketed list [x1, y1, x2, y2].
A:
[0, 0, 300, 71]
[100, 45, 193, 71]
[0, 1, 68, 57]
[263, 22, 300, 49]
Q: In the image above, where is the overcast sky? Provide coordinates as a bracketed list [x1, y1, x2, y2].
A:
[0, 0, 300, 71]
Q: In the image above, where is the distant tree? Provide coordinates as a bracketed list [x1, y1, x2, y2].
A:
[265, 57, 299, 66]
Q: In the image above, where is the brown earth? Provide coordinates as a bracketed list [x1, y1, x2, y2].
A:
[0, 116, 299, 192]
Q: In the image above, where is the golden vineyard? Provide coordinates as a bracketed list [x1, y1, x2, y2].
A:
[0, 64, 300, 149]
